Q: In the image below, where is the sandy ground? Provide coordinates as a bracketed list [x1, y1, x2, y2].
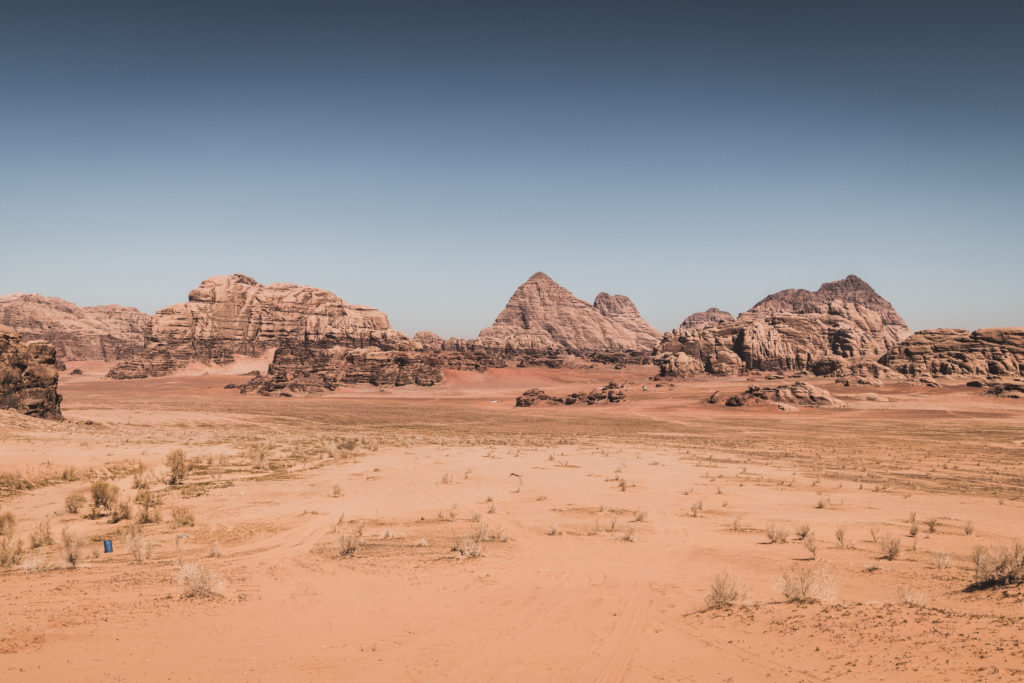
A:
[1, 366, 1023, 681]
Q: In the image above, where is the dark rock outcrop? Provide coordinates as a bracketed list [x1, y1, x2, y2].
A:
[0, 325, 62, 419]
[879, 328, 1024, 378]
[515, 382, 626, 407]
[0, 293, 149, 362]
[109, 274, 413, 379]
[720, 381, 845, 408]
[656, 275, 911, 378]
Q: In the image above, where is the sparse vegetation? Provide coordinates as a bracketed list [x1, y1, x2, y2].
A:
[803, 532, 819, 559]
[895, 584, 927, 607]
[969, 543, 1024, 588]
[880, 535, 901, 560]
[0, 511, 16, 536]
[61, 527, 84, 568]
[172, 506, 195, 527]
[779, 566, 834, 603]
[166, 449, 191, 484]
[704, 572, 747, 610]
[180, 560, 222, 598]
[90, 480, 119, 514]
[794, 523, 811, 540]
[65, 492, 86, 514]
[0, 536, 24, 568]
[621, 525, 636, 542]
[964, 520, 975, 536]
[135, 490, 160, 523]
[29, 520, 53, 548]
[765, 523, 789, 544]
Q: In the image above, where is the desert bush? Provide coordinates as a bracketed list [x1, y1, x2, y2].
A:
[440, 472, 453, 484]
[331, 484, 342, 497]
[815, 496, 829, 509]
[90, 480, 119, 513]
[632, 511, 648, 522]
[835, 525, 853, 549]
[135, 490, 160, 524]
[895, 584, 927, 607]
[180, 560, 222, 598]
[869, 526, 880, 543]
[453, 533, 485, 558]
[248, 443, 272, 470]
[172, 506, 195, 527]
[29, 520, 53, 548]
[61, 528, 84, 568]
[970, 543, 1024, 587]
[765, 523, 790, 544]
[964, 520, 975, 536]
[880, 535, 901, 560]
[65, 492, 86, 514]
[925, 518, 938, 533]
[548, 523, 561, 536]
[166, 449, 191, 484]
[109, 497, 133, 523]
[337, 533, 360, 557]
[125, 527, 152, 562]
[704, 572, 747, 610]
[0, 511, 16, 536]
[931, 550, 952, 569]
[794, 523, 811, 540]
[0, 536, 24, 568]
[779, 566, 834, 603]
[909, 522, 919, 537]
[803, 532, 819, 559]
[621, 525, 636, 542]
[208, 541, 223, 557]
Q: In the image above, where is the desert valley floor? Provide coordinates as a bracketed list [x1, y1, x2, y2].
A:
[2, 366, 1024, 681]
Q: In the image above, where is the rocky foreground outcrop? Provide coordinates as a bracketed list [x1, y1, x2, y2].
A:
[240, 343, 443, 394]
[0, 326, 62, 419]
[109, 274, 413, 378]
[713, 381, 845, 409]
[656, 275, 911, 378]
[879, 328, 1024, 379]
[515, 382, 626, 407]
[476, 273, 660, 364]
[0, 293, 149, 362]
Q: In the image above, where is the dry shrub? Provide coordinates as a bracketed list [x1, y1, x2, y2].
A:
[794, 523, 811, 540]
[180, 560, 222, 598]
[779, 566, 834, 603]
[135, 490, 160, 524]
[970, 543, 1024, 588]
[803, 533, 819, 559]
[109, 497, 133, 523]
[166, 449, 191, 484]
[880, 535, 901, 560]
[64, 492, 86, 514]
[125, 527, 152, 562]
[90, 480, 119, 513]
[61, 527, 84, 568]
[29, 520, 53, 548]
[453, 525, 487, 557]
[964, 520, 975, 536]
[925, 518, 938, 533]
[0, 536, 24, 568]
[0, 511, 16, 536]
[835, 525, 853, 549]
[765, 523, 789, 544]
[931, 550, 952, 569]
[337, 533, 359, 557]
[632, 511, 648, 522]
[208, 541, 223, 557]
[621, 525, 636, 542]
[704, 572, 747, 610]
[895, 584, 928, 607]
[172, 506, 195, 527]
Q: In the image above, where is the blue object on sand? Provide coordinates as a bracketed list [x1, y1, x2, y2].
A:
[103, 539, 113, 553]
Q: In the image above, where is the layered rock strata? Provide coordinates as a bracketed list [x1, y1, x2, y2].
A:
[879, 328, 1024, 378]
[715, 381, 845, 408]
[0, 325, 62, 419]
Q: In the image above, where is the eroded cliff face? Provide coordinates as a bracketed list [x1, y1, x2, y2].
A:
[655, 275, 911, 378]
[879, 328, 1024, 378]
[474, 272, 660, 363]
[0, 293, 149, 362]
[109, 274, 413, 378]
[0, 325, 62, 419]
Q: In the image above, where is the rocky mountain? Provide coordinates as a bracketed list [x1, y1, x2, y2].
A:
[879, 328, 1024, 378]
[0, 325, 62, 419]
[475, 272, 660, 363]
[656, 275, 912, 378]
[677, 308, 735, 330]
[0, 293, 150, 362]
[109, 274, 414, 379]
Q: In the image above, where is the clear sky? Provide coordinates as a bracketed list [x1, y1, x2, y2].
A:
[2, 1, 1022, 337]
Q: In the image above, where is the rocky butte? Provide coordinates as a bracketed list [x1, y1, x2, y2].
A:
[108, 274, 414, 379]
[655, 275, 912, 378]
[0, 293, 150, 363]
[0, 325, 62, 419]
[879, 327, 1024, 379]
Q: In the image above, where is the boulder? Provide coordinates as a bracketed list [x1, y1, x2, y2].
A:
[0, 325, 62, 419]
[722, 381, 846, 408]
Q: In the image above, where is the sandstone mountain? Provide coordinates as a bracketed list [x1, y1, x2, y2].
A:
[879, 328, 1024, 378]
[475, 272, 660, 363]
[656, 275, 912, 378]
[0, 293, 150, 362]
[0, 325, 62, 419]
[109, 274, 414, 379]
[677, 308, 735, 330]
[715, 381, 846, 409]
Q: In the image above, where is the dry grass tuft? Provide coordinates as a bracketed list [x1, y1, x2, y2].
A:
[172, 506, 195, 527]
[779, 566, 834, 603]
[704, 572, 747, 610]
[880, 534, 901, 560]
[895, 584, 928, 607]
[64, 492, 86, 514]
[180, 560, 222, 598]
[765, 523, 790, 544]
[61, 527, 84, 568]
[29, 520, 53, 548]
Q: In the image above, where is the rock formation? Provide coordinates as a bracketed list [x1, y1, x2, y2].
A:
[0, 325, 62, 419]
[0, 293, 149, 362]
[476, 273, 659, 364]
[656, 275, 912, 378]
[241, 343, 443, 394]
[109, 274, 413, 379]
[514, 382, 626, 407]
[716, 381, 845, 408]
[879, 328, 1024, 378]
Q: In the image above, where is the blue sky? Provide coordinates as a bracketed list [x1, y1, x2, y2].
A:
[2, 1, 1022, 336]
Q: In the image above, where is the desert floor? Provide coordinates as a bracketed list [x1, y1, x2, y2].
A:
[1, 366, 1023, 681]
